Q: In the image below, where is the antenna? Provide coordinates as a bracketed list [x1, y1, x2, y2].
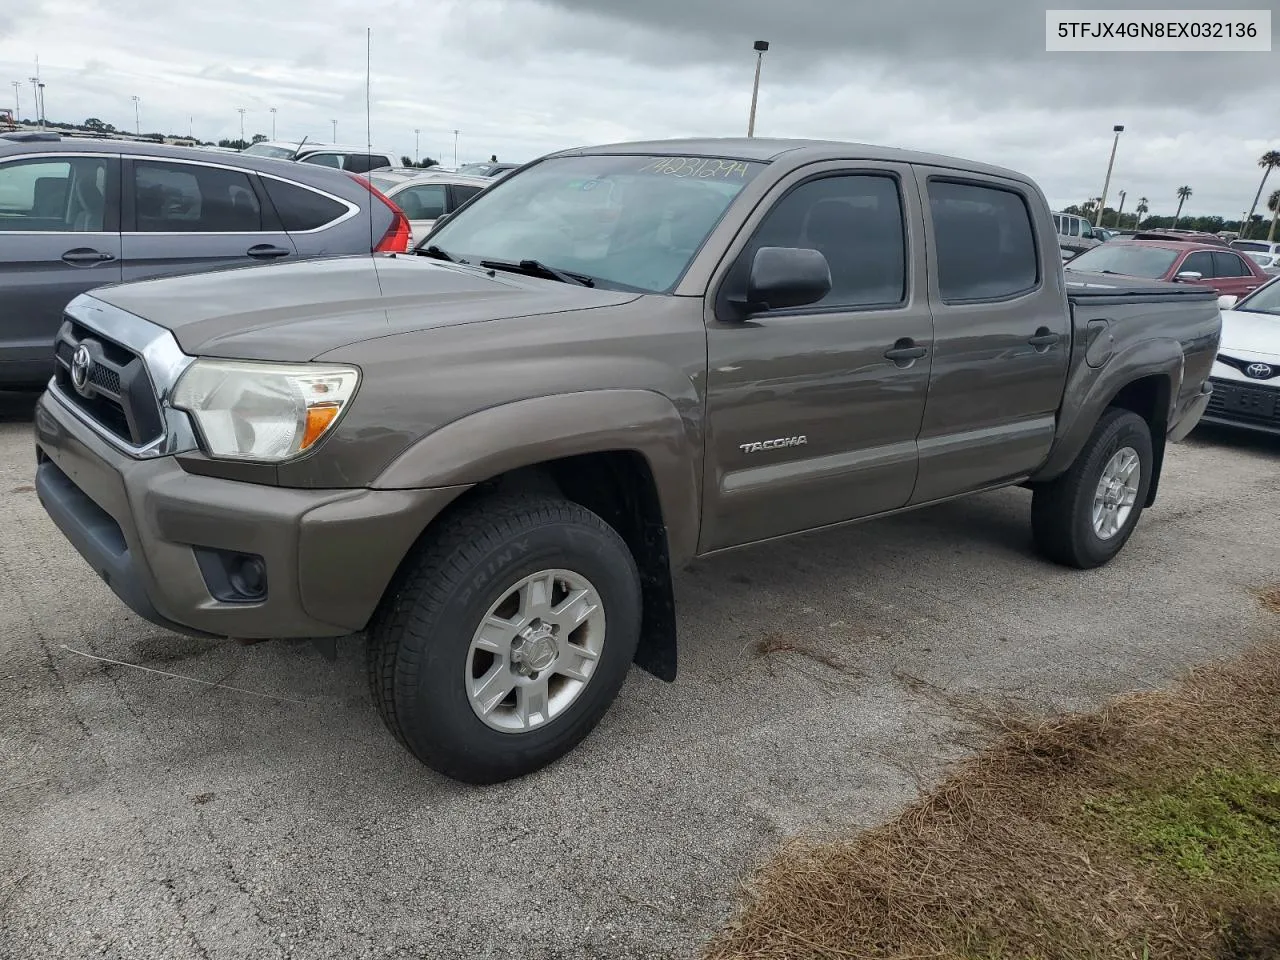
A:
[366, 25, 374, 257]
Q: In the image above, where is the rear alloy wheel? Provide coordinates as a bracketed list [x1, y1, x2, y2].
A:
[367, 495, 641, 784]
[1031, 408, 1153, 569]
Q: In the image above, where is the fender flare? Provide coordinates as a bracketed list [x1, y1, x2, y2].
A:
[370, 389, 703, 566]
[1032, 337, 1182, 483]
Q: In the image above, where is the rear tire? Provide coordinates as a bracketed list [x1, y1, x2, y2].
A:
[1031, 408, 1153, 569]
[366, 494, 641, 784]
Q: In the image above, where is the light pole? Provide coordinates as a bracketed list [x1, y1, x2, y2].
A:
[747, 40, 769, 137]
[1096, 124, 1124, 228]
[10, 82, 18, 125]
[131, 95, 140, 136]
[237, 107, 246, 144]
[1114, 190, 1126, 229]
[453, 129, 459, 166]
[37, 82, 45, 127]
[415, 128, 420, 164]
[28, 78, 39, 128]
[331, 119, 337, 142]
[269, 107, 277, 140]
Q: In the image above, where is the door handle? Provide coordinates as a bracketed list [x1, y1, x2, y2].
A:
[246, 244, 292, 260]
[61, 248, 115, 265]
[884, 338, 928, 366]
[1028, 327, 1062, 351]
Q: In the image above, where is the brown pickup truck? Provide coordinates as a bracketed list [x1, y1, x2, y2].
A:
[33, 137, 1221, 783]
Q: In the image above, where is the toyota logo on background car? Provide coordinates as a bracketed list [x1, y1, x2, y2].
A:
[1244, 362, 1275, 380]
[70, 344, 92, 394]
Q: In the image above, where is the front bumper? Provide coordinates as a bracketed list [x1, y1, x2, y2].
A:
[1198, 376, 1280, 437]
[33, 390, 469, 639]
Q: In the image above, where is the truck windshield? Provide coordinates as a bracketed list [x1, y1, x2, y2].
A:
[421, 154, 765, 293]
[1234, 277, 1280, 316]
[1064, 243, 1180, 279]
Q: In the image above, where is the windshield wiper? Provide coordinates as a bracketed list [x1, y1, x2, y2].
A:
[479, 258, 595, 288]
[420, 245, 458, 263]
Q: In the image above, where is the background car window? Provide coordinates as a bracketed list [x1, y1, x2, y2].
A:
[1180, 251, 1214, 277]
[1052, 214, 1062, 233]
[394, 184, 448, 220]
[1212, 251, 1250, 277]
[260, 178, 348, 232]
[741, 174, 907, 309]
[451, 184, 483, 207]
[300, 153, 343, 169]
[928, 180, 1039, 301]
[1067, 217, 1081, 237]
[134, 161, 262, 232]
[0, 157, 111, 232]
[343, 154, 390, 175]
[1231, 240, 1270, 253]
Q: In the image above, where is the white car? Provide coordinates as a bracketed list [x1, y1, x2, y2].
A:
[1202, 278, 1280, 436]
[1243, 251, 1280, 275]
[240, 139, 396, 175]
[363, 169, 491, 247]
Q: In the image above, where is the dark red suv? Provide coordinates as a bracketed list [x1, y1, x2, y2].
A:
[1064, 239, 1269, 298]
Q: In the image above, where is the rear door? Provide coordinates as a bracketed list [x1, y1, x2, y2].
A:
[120, 156, 298, 282]
[0, 153, 121, 381]
[909, 170, 1069, 504]
[1212, 249, 1266, 298]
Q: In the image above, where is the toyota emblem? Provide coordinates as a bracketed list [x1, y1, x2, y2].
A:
[70, 344, 92, 393]
[1245, 362, 1274, 380]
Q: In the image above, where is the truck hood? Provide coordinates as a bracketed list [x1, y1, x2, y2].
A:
[87, 255, 642, 361]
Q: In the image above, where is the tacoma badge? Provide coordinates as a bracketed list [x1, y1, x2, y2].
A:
[739, 435, 807, 454]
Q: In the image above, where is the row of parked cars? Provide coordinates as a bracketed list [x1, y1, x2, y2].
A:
[0, 131, 513, 386]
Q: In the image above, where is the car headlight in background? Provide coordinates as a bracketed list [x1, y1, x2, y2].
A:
[171, 359, 360, 462]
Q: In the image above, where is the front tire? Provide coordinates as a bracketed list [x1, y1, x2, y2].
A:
[367, 495, 642, 784]
[1031, 408, 1153, 569]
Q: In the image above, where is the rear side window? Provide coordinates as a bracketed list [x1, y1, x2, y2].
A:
[344, 153, 391, 175]
[451, 184, 483, 208]
[927, 180, 1039, 301]
[134, 160, 262, 232]
[261, 178, 348, 232]
[1212, 251, 1250, 277]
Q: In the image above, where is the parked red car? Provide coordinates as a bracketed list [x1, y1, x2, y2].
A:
[1064, 239, 1270, 298]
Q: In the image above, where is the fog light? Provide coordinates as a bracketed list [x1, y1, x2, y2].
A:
[193, 547, 268, 603]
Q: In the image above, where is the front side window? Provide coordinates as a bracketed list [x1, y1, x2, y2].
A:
[394, 184, 448, 220]
[425, 154, 765, 293]
[1180, 251, 1214, 277]
[300, 153, 343, 169]
[927, 180, 1038, 301]
[1234, 276, 1280, 315]
[734, 173, 907, 309]
[0, 156, 112, 232]
[133, 161, 262, 232]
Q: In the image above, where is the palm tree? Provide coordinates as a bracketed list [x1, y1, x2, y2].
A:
[1134, 197, 1149, 230]
[1172, 186, 1192, 229]
[1243, 149, 1280, 238]
[1268, 188, 1280, 243]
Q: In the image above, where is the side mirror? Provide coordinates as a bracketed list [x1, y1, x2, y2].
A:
[743, 246, 832, 313]
[1217, 294, 1239, 309]
[1174, 271, 1203, 282]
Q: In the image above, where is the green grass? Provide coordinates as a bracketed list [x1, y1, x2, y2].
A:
[1085, 764, 1280, 893]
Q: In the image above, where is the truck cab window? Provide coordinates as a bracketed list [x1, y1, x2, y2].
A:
[928, 180, 1039, 301]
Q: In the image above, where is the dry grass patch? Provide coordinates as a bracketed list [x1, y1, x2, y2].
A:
[706, 603, 1280, 960]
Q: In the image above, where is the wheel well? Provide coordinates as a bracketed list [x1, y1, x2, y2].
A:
[441, 452, 679, 682]
[1107, 374, 1171, 507]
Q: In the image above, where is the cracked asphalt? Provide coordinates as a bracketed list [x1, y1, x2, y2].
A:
[2, 388, 1277, 960]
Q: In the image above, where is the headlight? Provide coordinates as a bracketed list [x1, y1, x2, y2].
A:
[171, 359, 360, 462]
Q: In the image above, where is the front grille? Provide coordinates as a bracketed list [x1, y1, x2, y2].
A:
[1206, 377, 1280, 428]
[53, 316, 165, 447]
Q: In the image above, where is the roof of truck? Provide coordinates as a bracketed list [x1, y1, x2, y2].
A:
[548, 137, 1031, 183]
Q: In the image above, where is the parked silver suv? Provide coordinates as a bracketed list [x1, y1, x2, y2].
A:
[0, 135, 410, 386]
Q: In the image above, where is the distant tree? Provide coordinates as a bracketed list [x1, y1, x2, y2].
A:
[1268, 188, 1280, 242]
[1172, 186, 1192, 228]
[401, 155, 413, 167]
[1133, 197, 1149, 229]
[84, 118, 106, 131]
[252, 133, 267, 144]
[1242, 149, 1280, 239]
[399, 155, 441, 168]
[218, 138, 250, 150]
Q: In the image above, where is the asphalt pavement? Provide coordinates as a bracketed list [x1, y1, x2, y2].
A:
[2, 389, 1277, 960]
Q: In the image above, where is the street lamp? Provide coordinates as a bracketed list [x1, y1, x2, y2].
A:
[415, 127, 420, 164]
[10, 82, 18, 125]
[1096, 124, 1124, 228]
[28, 78, 39, 128]
[269, 106, 277, 140]
[131, 95, 140, 136]
[453, 129, 459, 166]
[237, 107, 246, 144]
[1114, 189, 1126, 229]
[331, 119, 337, 142]
[747, 40, 770, 138]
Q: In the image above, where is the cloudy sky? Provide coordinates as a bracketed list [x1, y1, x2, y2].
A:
[1, 0, 1276, 219]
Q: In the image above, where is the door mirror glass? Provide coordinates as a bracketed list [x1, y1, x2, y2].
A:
[745, 246, 832, 312]
[1217, 294, 1238, 309]
[1175, 271, 1203, 281]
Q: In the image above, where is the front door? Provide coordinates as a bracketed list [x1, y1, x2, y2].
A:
[701, 165, 934, 551]
[909, 171, 1070, 504]
[120, 157, 297, 283]
[0, 154, 121, 384]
